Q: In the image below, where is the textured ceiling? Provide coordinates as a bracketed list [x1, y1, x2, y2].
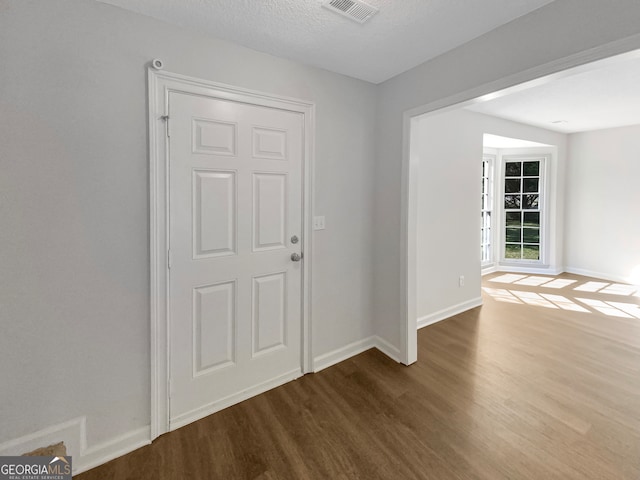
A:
[467, 53, 640, 134]
[96, 0, 555, 84]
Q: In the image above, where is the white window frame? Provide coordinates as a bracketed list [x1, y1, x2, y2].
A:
[499, 154, 549, 266]
[481, 154, 495, 267]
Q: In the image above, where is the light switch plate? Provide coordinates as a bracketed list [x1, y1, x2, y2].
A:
[313, 216, 325, 230]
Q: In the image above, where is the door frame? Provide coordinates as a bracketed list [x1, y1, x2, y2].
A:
[148, 69, 315, 440]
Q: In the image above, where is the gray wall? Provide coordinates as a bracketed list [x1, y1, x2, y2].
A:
[4, 0, 640, 469]
[565, 124, 640, 283]
[0, 0, 376, 448]
[413, 110, 567, 321]
[373, 0, 640, 349]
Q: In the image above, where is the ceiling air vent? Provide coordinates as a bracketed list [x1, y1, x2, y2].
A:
[323, 0, 378, 24]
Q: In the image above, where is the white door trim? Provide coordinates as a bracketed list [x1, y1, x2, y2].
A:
[400, 35, 640, 365]
[148, 69, 315, 440]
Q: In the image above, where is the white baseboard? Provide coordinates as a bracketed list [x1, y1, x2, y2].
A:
[564, 266, 633, 285]
[0, 417, 151, 476]
[417, 297, 483, 330]
[313, 335, 402, 373]
[313, 336, 376, 372]
[373, 336, 401, 363]
[496, 264, 563, 275]
[170, 368, 302, 431]
[0, 417, 87, 461]
[76, 426, 150, 475]
[481, 265, 498, 276]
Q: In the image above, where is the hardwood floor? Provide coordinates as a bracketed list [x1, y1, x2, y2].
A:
[76, 273, 640, 479]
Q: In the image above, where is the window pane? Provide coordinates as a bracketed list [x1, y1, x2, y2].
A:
[523, 245, 540, 260]
[523, 178, 539, 193]
[523, 212, 540, 227]
[506, 227, 522, 243]
[504, 195, 521, 209]
[523, 227, 539, 243]
[506, 212, 521, 226]
[522, 194, 539, 209]
[505, 162, 521, 177]
[523, 161, 540, 176]
[502, 158, 543, 264]
[505, 179, 521, 193]
[505, 244, 521, 259]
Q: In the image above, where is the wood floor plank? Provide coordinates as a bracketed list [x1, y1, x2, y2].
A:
[76, 272, 640, 479]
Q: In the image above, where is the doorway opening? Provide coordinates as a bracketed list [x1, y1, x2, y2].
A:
[402, 47, 640, 364]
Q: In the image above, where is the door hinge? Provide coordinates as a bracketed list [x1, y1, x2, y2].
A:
[167, 249, 172, 269]
[161, 115, 170, 137]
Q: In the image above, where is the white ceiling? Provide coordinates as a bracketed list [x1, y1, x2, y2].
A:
[97, 0, 555, 84]
[483, 134, 551, 149]
[467, 53, 640, 134]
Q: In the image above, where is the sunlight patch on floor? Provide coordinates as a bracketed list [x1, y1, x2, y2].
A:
[574, 281, 610, 293]
[514, 276, 555, 286]
[482, 288, 523, 304]
[539, 294, 590, 312]
[600, 284, 638, 296]
[510, 291, 558, 309]
[489, 274, 527, 284]
[576, 298, 633, 318]
[602, 301, 640, 319]
[541, 279, 577, 289]
[485, 274, 640, 318]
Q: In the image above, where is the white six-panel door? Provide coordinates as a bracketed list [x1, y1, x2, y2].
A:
[168, 91, 303, 428]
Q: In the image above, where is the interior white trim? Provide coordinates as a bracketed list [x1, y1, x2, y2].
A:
[76, 426, 150, 475]
[497, 265, 563, 276]
[564, 266, 634, 285]
[417, 297, 483, 330]
[148, 69, 315, 440]
[374, 335, 401, 363]
[399, 115, 418, 366]
[0, 417, 150, 476]
[0, 418, 87, 460]
[481, 265, 498, 276]
[400, 34, 640, 367]
[313, 337, 376, 372]
[313, 335, 401, 373]
[170, 369, 302, 431]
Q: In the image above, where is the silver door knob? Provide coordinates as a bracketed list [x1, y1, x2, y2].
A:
[291, 253, 302, 262]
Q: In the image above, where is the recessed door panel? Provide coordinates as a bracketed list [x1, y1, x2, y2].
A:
[252, 272, 287, 356]
[193, 170, 236, 258]
[193, 119, 236, 156]
[252, 173, 287, 252]
[193, 281, 235, 375]
[253, 127, 287, 160]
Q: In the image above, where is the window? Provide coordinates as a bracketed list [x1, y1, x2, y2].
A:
[481, 155, 494, 264]
[503, 157, 544, 262]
